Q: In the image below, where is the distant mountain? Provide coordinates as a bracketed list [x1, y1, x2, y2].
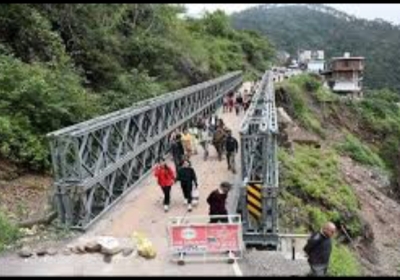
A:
[231, 4, 400, 92]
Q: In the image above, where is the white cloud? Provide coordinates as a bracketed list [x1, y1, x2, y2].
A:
[184, 4, 400, 24]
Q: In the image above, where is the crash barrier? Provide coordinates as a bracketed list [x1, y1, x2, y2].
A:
[278, 233, 310, 260]
[167, 215, 244, 265]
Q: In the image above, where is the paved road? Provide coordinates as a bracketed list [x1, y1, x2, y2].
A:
[0, 103, 245, 276]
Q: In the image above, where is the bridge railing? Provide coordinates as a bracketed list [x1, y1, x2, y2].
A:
[238, 70, 280, 248]
[47, 71, 242, 229]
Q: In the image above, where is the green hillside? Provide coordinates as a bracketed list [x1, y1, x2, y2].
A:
[0, 4, 274, 171]
[231, 4, 400, 92]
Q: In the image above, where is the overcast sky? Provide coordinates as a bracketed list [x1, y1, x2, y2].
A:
[184, 4, 400, 25]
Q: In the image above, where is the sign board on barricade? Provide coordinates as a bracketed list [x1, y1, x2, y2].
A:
[167, 215, 244, 265]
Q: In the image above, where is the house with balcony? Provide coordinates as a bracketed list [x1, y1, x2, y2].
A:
[322, 52, 364, 98]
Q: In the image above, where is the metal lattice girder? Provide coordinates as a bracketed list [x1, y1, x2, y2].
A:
[47, 71, 242, 229]
[239, 70, 280, 243]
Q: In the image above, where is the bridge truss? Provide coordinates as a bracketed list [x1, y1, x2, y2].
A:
[47, 71, 242, 229]
[238, 70, 280, 249]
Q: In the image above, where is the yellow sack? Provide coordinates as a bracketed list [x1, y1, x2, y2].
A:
[131, 231, 156, 259]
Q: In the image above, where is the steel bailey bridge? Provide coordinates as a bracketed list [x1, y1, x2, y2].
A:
[47, 68, 296, 251]
[237, 70, 280, 249]
[47, 71, 242, 230]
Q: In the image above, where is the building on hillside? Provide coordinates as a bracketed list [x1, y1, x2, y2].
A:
[276, 51, 290, 65]
[298, 50, 325, 73]
[288, 59, 299, 70]
[322, 52, 365, 98]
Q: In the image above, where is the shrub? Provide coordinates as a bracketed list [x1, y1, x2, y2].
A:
[336, 133, 386, 168]
[0, 212, 20, 252]
[329, 241, 361, 276]
[279, 78, 324, 136]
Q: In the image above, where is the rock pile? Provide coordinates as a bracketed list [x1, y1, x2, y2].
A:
[17, 236, 138, 260]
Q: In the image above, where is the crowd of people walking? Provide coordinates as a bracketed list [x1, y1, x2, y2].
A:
[153, 88, 250, 217]
[153, 80, 337, 276]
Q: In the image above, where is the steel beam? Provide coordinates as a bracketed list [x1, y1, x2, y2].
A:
[239, 70, 280, 248]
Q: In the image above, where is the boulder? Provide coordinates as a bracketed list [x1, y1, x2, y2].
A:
[85, 240, 101, 253]
[18, 247, 33, 258]
[97, 236, 122, 255]
[36, 248, 47, 256]
[47, 248, 58, 256]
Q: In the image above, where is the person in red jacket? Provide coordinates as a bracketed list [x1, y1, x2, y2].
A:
[154, 157, 175, 212]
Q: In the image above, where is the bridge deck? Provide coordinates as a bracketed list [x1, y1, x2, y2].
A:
[0, 104, 244, 276]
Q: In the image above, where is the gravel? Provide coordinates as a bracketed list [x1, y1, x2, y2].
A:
[240, 250, 309, 276]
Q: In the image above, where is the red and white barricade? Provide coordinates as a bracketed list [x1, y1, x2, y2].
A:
[166, 215, 244, 265]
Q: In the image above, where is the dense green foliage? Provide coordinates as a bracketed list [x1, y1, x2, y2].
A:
[0, 4, 274, 171]
[231, 4, 400, 92]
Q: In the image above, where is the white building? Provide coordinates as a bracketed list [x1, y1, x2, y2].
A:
[307, 60, 325, 73]
[298, 50, 325, 73]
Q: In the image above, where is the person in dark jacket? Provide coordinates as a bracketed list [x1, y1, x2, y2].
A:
[225, 130, 239, 174]
[235, 94, 243, 115]
[303, 222, 337, 276]
[213, 125, 227, 161]
[177, 160, 198, 212]
[153, 158, 175, 212]
[207, 182, 232, 223]
[171, 134, 185, 172]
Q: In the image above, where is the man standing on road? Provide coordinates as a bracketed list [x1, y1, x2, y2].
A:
[206, 182, 232, 223]
[303, 222, 337, 276]
[225, 130, 239, 174]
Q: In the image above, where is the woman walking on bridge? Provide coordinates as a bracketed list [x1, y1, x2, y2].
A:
[154, 158, 175, 212]
[177, 159, 198, 212]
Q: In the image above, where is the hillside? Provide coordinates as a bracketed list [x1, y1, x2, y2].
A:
[276, 74, 400, 275]
[231, 4, 400, 92]
[0, 4, 274, 172]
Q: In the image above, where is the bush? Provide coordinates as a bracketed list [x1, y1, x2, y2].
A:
[0, 54, 98, 170]
[279, 78, 324, 136]
[0, 212, 20, 252]
[336, 133, 386, 168]
[329, 241, 361, 276]
[0, 116, 49, 170]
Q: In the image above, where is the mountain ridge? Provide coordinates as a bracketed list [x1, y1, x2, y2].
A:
[231, 4, 400, 92]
